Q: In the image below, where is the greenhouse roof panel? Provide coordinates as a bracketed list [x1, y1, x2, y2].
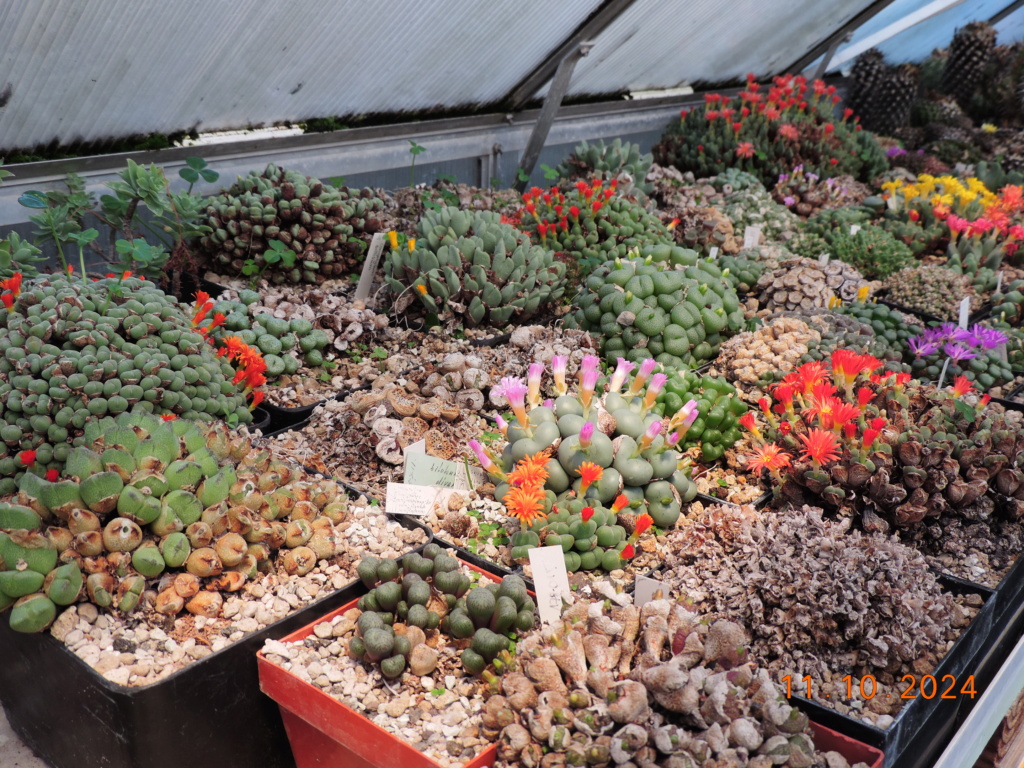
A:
[0, 0, 603, 152]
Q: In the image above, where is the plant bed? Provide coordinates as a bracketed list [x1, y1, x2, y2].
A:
[258, 558, 534, 768]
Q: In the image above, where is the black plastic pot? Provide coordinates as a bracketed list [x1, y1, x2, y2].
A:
[160, 272, 228, 304]
[250, 403, 272, 433]
[262, 401, 323, 436]
[0, 503, 431, 768]
[433, 538, 516, 580]
[789, 574, 996, 768]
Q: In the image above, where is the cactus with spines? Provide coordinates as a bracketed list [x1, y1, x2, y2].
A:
[0, 273, 257, 491]
[353, 544, 535, 678]
[196, 164, 387, 285]
[0, 406, 347, 632]
[517, 181, 673, 278]
[384, 207, 566, 327]
[554, 138, 654, 195]
[941, 22, 997, 108]
[565, 246, 744, 369]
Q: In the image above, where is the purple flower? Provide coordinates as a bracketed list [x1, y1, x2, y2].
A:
[979, 326, 1008, 350]
[944, 342, 978, 363]
[886, 146, 907, 158]
[908, 336, 940, 358]
[938, 323, 959, 341]
[952, 326, 982, 347]
[806, 172, 819, 183]
[783, 196, 796, 206]
[921, 327, 947, 346]
[778, 173, 789, 183]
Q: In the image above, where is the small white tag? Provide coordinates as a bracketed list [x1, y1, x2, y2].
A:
[354, 232, 387, 301]
[385, 482, 450, 516]
[634, 576, 666, 607]
[850, 224, 861, 235]
[937, 358, 951, 390]
[999, 344, 1009, 364]
[743, 226, 761, 249]
[819, 253, 831, 266]
[997, 271, 1004, 294]
[708, 246, 719, 260]
[403, 439, 426, 463]
[958, 297, 970, 329]
[529, 546, 571, 626]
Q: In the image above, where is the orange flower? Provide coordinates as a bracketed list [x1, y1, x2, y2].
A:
[797, 428, 842, 466]
[621, 543, 635, 559]
[161, 414, 178, 421]
[952, 375, 974, 398]
[735, 142, 755, 159]
[576, 461, 603, 496]
[249, 390, 266, 410]
[508, 451, 550, 490]
[633, 513, 654, 538]
[745, 444, 792, 473]
[503, 485, 547, 526]
[415, 284, 428, 295]
[738, 412, 760, 438]
[1, 273, 22, 298]
[581, 507, 594, 522]
[1, 294, 13, 309]
[611, 494, 630, 513]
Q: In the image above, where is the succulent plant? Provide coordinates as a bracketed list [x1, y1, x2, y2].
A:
[0, 274, 256, 490]
[653, 370, 749, 462]
[771, 166, 872, 217]
[654, 73, 887, 187]
[827, 225, 915, 280]
[475, 356, 699, 539]
[196, 164, 386, 284]
[208, 293, 331, 377]
[0, 233, 45, 280]
[516, 181, 673, 278]
[720, 181, 802, 243]
[882, 265, 979, 322]
[716, 252, 764, 293]
[384, 207, 566, 327]
[756, 257, 875, 311]
[554, 138, 654, 195]
[0, 407, 347, 632]
[353, 544, 534, 678]
[714, 315, 822, 392]
[565, 246, 744, 368]
[941, 22, 997, 108]
[992, 278, 1024, 325]
[827, 301, 922, 368]
[662, 204, 741, 256]
[907, 323, 1016, 391]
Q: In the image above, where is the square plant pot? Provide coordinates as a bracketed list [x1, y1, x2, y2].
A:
[0, 515, 431, 768]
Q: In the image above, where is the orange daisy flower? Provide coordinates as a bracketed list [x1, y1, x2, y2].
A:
[576, 461, 603, 496]
[503, 485, 548, 526]
[508, 451, 550, 490]
[745, 444, 792, 473]
[797, 428, 842, 467]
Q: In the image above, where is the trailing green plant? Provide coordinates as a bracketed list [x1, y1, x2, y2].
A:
[565, 246, 744, 368]
[554, 138, 654, 194]
[384, 207, 566, 327]
[196, 164, 386, 285]
[516, 181, 673, 278]
[0, 273, 256, 490]
[653, 74, 888, 187]
[0, 409, 346, 632]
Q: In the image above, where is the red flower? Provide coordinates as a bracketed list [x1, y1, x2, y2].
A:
[745, 443, 792, 473]
[758, 397, 771, 415]
[1, 294, 13, 310]
[621, 543, 635, 559]
[249, 390, 265, 409]
[857, 387, 874, 410]
[797, 428, 842, 466]
[17, 450, 36, 467]
[612, 494, 629, 513]
[862, 428, 880, 451]
[581, 507, 595, 522]
[869, 417, 887, 431]
[735, 142, 755, 159]
[45, 469, 59, 482]
[908, 209, 920, 222]
[843, 422, 857, 440]
[592, 201, 603, 214]
[830, 158, 839, 165]
[706, 110, 720, 121]
[778, 421, 792, 436]
[570, 206, 580, 219]
[824, 123, 835, 135]
[161, 414, 178, 421]
[842, 108, 854, 121]
[952, 375, 974, 398]
[634, 513, 654, 537]
[1, 273, 23, 298]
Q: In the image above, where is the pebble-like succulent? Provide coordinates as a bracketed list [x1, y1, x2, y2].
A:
[0, 274, 254, 490]
[756, 257, 874, 312]
[516, 182, 673, 278]
[385, 207, 566, 327]
[662, 205, 741, 256]
[565, 246, 744, 368]
[771, 170, 872, 218]
[823, 302, 921, 369]
[713, 315, 821, 391]
[720, 182, 802, 243]
[653, 370, 749, 462]
[0, 408, 347, 632]
[554, 138, 654, 195]
[196, 163, 386, 284]
[882, 265, 979, 322]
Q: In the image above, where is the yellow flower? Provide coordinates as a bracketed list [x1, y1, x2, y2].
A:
[415, 284, 428, 295]
[930, 193, 953, 207]
[387, 231, 398, 248]
[966, 177, 990, 195]
[407, 238, 417, 252]
[881, 180, 903, 195]
[982, 123, 998, 134]
[899, 185, 919, 199]
[857, 285, 870, 302]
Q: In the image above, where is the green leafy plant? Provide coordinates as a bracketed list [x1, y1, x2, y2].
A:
[409, 140, 426, 187]
[241, 240, 296, 287]
[178, 157, 219, 192]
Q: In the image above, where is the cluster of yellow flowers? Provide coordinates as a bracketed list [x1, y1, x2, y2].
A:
[881, 175, 997, 216]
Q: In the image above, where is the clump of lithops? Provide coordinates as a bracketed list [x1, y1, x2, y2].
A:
[565, 246, 744, 368]
[351, 545, 534, 679]
[654, 74, 886, 187]
[490, 595, 870, 768]
[771, 167, 872, 217]
[720, 181, 803, 243]
[713, 315, 822, 391]
[882, 265, 980, 321]
[473, 356, 698, 535]
[384, 208, 567, 327]
[0, 273, 256, 490]
[0, 408, 348, 632]
[516, 181, 673, 277]
[554, 138, 654, 196]
[662, 204, 741, 256]
[756, 257, 875, 312]
[196, 163, 386, 285]
[992, 278, 1024, 325]
[803, 302, 919, 370]
[746, 350, 1024, 533]
[907, 323, 1015, 390]
[652, 370, 749, 462]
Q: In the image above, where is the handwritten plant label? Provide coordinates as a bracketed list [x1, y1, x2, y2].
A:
[708, 246, 719, 260]
[818, 253, 830, 266]
[529, 546, 571, 626]
[634, 576, 666, 607]
[958, 297, 970, 329]
[404, 452, 484, 490]
[743, 225, 761, 249]
[354, 232, 387, 301]
[386, 482, 449, 516]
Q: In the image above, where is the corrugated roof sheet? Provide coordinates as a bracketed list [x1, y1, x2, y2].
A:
[827, 0, 1024, 69]
[0, 0, 602, 151]
[533, 0, 878, 99]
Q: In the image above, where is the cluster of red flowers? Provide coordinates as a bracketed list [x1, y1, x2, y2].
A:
[0, 272, 22, 309]
[519, 179, 619, 241]
[192, 292, 266, 409]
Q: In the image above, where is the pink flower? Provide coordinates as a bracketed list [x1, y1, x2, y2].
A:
[608, 358, 636, 393]
[551, 355, 568, 395]
[527, 362, 544, 408]
[735, 142, 755, 159]
[579, 421, 595, 448]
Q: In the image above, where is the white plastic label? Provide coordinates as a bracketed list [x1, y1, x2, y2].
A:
[997, 272, 1004, 294]
[937, 358, 951, 390]
[354, 232, 387, 301]
[386, 483, 446, 516]
[743, 226, 761, 249]
[958, 297, 970, 329]
[634, 576, 666, 607]
[529, 546, 571, 626]
[819, 253, 830, 266]
[850, 224, 861, 235]
[708, 246, 719, 260]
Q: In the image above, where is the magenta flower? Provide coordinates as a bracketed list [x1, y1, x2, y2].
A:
[499, 376, 530, 428]
[551, 355, 568, 395]
[643, 373, 668, 410]
[495, 414, 508, 436]
[629, 358, 659, 395]
[579, 421, 595, 448]
[637, 419, 663, 452]
[527, 362, 544, 408]
[608, 358, 636, 393]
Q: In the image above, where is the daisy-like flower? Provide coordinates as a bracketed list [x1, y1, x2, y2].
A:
[527, 363, 544, 409]
[498, 376, 530, 429]
[576, 462, 603, 496]
[738, 412, 761, 441]
[0, 273, 23, 299]
[856, 387, 874, 411]
[951, 375, 974, 398]
[503, 485, 547, 526]
[161, 414, 178, 421]
[908, 335, 940, 358]
[944, 342, 977, 364]
[637, 420, 663, 453]
[508, 451, 551, 491]
[797, 428, 842, 468]
[745, 443, 792, 475]
[633, 513, 654, 538]
[820, 398, 860, 433]
[611, 494, 630, 513]
[628, 359, 659, 396]
[642, 373, 668, 411]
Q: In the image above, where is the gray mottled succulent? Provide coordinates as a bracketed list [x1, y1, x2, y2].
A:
[882, 265, 979, 321]
[555, 138, 654, 195]
[385, 207, 566, 327]
[757, 257, 874, 311]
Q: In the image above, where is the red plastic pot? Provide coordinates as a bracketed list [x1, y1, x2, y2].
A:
[259, 562, 884, 768]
